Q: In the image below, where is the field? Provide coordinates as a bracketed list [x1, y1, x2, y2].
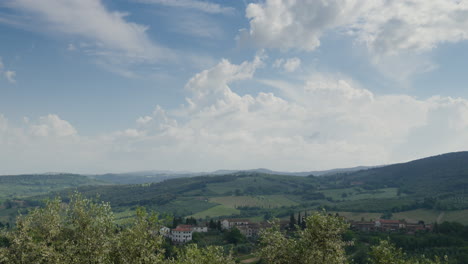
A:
[190, 205, 240, 219]
[209, 195, 299, 209]
[331, 211, 383, 221]
[392, 209, 468, 225]
[320, 188, 401, 201]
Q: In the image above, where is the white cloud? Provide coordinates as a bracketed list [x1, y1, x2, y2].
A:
[2, 57, 468, 174]
[8, 0, 173, 64]
[0, 57, 16, 84]
[30, 114, 77, 137]
[273, 57, 301, 72]
[135, 0, 234, 14]
[283, 57, 301, 72]
[243, 0, 468, 55]
[4, 70, 16, 83]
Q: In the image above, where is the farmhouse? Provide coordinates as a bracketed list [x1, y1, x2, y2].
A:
[171, 225, 193, 243]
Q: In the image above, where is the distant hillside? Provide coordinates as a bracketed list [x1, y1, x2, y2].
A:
[0, 174, 106, 200]
[326, 152, 468, 208]
[93, 166, 374, 185]
[3, 151, 468, 222]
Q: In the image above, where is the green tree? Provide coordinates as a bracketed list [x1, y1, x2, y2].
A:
[369, 240, 448, 264]
[258, 211, 349, 264]
[289, 213, 296, 230]
[0, 193, 116, 264]
[171, 244, 235, 264]
[111, 207, 165, 264]
[0, 193, 166, 264]
[224, 227, 245, 245]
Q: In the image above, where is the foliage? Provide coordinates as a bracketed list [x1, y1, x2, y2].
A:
[170, 244, 235, 264]
[258, 211, 349, 264]
[224, 227, 245, 245]
[0, 193, 240, 264]
[0, 193, 117, 263]
[369, 240, 448, 264]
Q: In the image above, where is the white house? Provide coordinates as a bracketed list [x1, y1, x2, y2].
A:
[171, 225, 193, 243]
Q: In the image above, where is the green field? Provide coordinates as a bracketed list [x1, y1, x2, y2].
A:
[209, 195, 299, 209]
[392, 209, 468, 225]
[320, 187, 401, 201]
[190, 205, 240, 219]
[331, 211, 383, 221]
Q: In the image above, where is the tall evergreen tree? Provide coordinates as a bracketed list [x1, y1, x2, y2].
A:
[289, 213, 296, 230]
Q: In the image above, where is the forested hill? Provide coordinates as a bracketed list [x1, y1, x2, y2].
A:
[0, 174, 107, 199]
[330, 151, 468, 196]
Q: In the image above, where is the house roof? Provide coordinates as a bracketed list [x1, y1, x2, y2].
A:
[377, 219, 402, 224]
[173, 225, 193, 232]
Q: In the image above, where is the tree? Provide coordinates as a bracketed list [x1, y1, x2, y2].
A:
[0, 193, 165, 264]
[0, 193, 117, 264]
[208, 219, 217, 229]
[258, 211, 349, 264]
[0, 193, 241, 264]
[289, 213, 296, 230]
[171, 244, 235, 264]
[111, 207, 166, 264]
[224, 227, 245, 245]
[369, 240, 448, 264]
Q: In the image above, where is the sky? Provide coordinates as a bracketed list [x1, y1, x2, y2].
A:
[1, 0, 468, 174]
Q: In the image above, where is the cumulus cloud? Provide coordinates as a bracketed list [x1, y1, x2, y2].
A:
[2, 57, 468, 174]
[243, 0, 468, 55]
[30, 114, 77, 137]
[102, 58, 468, 171]
[135, 0, 234, 14]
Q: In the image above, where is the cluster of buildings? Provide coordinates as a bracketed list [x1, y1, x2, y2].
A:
[161, 218, 265, 244]
[350, 219, 432, 233]
[161, 217, 433, 244]
[221, 218, 266, 238]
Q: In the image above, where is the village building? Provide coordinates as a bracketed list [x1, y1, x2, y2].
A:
[375, 219, 405, 231]
[171, 225, 193, 244]
[221, 219, 250, 230]
[350, 219, 431, 233]
[192, 226, 208, 233]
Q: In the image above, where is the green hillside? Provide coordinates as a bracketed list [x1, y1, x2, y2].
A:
[326, 151, 468, 210]
[2, 152, 468, 225]
[0, 174, 106, 200]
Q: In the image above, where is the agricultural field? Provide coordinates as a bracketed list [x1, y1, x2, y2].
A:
[209, 195, 299, 209]
[191, 205, 240, 219]
[392, 209, 468, 225]
[331, 211, 383, 221]
[320, 187, 401, 201]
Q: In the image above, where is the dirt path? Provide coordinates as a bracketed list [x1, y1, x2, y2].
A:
[436, 211, 445, 223]
[241, 257, 260, 263]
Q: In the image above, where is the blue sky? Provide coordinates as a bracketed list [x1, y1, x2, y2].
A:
[1, 0, 468, 174]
